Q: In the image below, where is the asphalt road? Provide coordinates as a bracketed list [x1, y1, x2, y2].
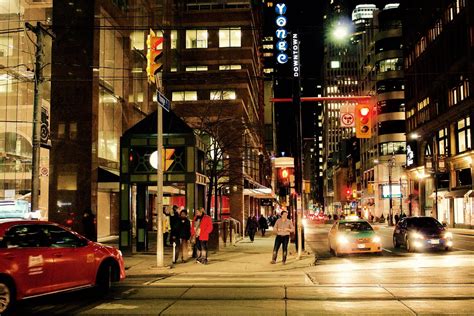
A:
[10, 222, 474, 315]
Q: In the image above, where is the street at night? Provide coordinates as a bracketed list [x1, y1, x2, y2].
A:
[2, 0, 474, 315]
[11, 222, 474, 315]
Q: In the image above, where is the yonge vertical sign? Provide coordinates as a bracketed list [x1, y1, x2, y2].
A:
[275, 3, 288, 64]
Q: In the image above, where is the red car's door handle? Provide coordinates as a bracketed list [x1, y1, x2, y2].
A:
[4, 254, 15, 260]
[53, 253, 63, 258]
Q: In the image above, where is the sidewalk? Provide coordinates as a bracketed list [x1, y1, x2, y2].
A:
[121, 231, 315, 277]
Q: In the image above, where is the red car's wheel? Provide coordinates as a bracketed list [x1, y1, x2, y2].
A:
[0, 279, 14, 314]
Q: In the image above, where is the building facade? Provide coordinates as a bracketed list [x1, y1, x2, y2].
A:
[402, 0, 473, 228]
[356, 4, 407, 221]
[322, 0, 358, 215]
[163, 0, 269, 226]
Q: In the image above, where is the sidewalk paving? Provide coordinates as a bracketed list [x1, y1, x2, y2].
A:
[120, 231, 315, 277]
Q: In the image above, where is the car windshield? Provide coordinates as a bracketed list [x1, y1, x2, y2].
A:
[338, 221, 373, 232]
[408, 217, 443, 229]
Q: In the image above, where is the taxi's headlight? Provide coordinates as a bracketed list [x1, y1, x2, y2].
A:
[372, 236, 381, 243]
[337, 235, 349, 244]
[443, 232, 453, 239]
[412, 232, 424, 240]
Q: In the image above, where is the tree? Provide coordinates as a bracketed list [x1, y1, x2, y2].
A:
[172, 93, 267, 220]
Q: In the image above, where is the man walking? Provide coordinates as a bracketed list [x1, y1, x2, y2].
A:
[192, 207, 213, 264]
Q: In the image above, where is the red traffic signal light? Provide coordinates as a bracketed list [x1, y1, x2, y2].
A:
[355, 103, 372, 138]
[146, 31, 164, 84]
[346, 189, 351, 195]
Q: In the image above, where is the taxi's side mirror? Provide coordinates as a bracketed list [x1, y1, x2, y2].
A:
[443, 223, 447, 227]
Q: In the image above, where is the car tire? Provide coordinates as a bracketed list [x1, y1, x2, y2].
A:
[96, 263, 113, 295]
[393, 236, 400, 248]
[0, 279, 14, 315]
[445, 246, 452, 251]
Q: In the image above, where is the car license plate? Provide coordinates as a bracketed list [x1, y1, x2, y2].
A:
[430, 239, 439, 244]
[357, 244, 366, 248]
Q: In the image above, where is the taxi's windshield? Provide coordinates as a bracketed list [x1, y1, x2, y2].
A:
[338, 221, 373, 232]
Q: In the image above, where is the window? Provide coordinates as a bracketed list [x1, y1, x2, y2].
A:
[185, 30, 208, 48]
[378, 58, 403, 72]
[172, 91, 197, 101]
[437, 127, 449, 156]
[185, 66, 208, 72]
[2, 225, 49, 248]
[171, 30, 177, 49]
[456, 116, 471, 153]
[379, 142, 406, 156]
[330, 61, 340, 69]
[219, 65, 241, 70]
[219, 27, 241, 47]
[43, 225, 86, 248]
[0, 36, 13, 57]
[449, 79, 470, 106]
[210, 90, 236, 100]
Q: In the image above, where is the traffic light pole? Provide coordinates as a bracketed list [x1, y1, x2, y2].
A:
[292, 33, 303, 260]
[25, 22, 54, 212]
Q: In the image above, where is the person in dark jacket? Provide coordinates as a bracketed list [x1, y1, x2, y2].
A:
[258, 215, 269, 236]
[82, 209, 96, 241]
[170, 205, 180, 248]
[176, 209, 191, 263]
[246, 216, 259, 242]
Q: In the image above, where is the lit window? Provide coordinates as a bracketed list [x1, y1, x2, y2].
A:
[172, 91, 198, 101]
[219, 65, 242, 70]
[186, 30, 208, 48]
[210, 90, 236, 100]
[0, 36, 14, 57]
[130, 31, 144, 50]
[219, 27, 241, 47]
[170, 67, 177, 72]
[330, 61, 340, 68]
[457, 116, 471, 153]
[185, 66, 208, 72]
[171, 30, 178, 49]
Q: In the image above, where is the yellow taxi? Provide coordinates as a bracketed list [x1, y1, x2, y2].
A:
[328, 217, 382, 256]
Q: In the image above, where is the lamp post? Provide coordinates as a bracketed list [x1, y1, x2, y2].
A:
[388, 154, 396, 226]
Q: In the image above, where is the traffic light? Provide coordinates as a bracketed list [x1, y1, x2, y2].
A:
[346, 188, 351, 196]
[146, 30, 163, 84]
[281, 168, 289, 179]
[355, 102, 372, 138]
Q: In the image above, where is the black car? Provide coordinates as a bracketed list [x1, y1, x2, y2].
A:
[393, 216, 453, 252]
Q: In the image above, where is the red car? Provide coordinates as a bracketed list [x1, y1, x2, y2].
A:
[0, 220, 125, 314]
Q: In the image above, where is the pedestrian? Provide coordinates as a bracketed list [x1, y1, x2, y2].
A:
[246, 216, 258, 242]
[394, 214, 400, 224]
[163, 207, 171, 247]
[258, 215, 269, 236]
[170, 205, 180, 244]
[271, 210, 294, 264]
[175, 209, 191, 263]
[82, 208, 96, 241]
[191, 207, 213, 264]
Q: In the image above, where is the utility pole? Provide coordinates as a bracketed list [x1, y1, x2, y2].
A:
[25, 22, 54, 212]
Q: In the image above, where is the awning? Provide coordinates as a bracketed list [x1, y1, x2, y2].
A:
[98, 166, 120, 182]
[444, 189, 470, 198]
[243, 188, 275, 199]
